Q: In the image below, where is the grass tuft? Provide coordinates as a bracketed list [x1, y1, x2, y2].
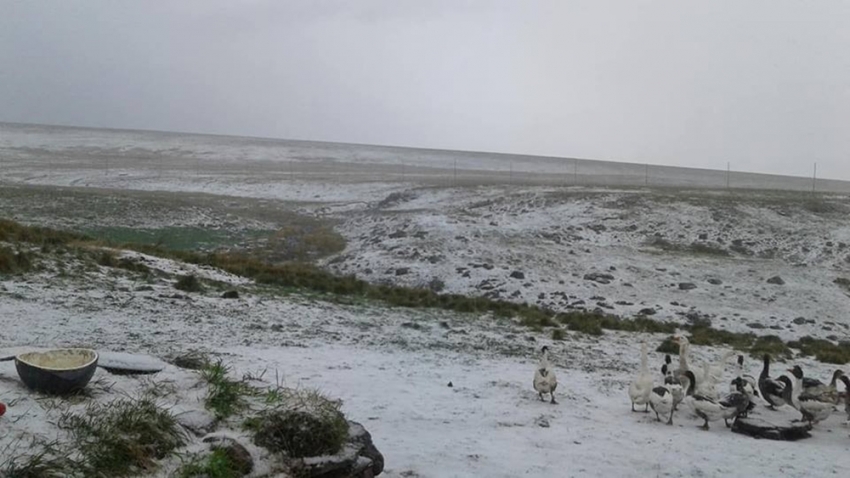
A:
[175, 274, 203, 293]
[551, 328, 566, 341]
[201, 360, 252, 420]
[1, 443, 72, 478]
[247, 388, 348, 459]
[58, 397, 185, 477]
[0, 246, 33, 274]
[178, 448, 249, 478]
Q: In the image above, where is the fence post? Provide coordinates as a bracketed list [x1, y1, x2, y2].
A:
[812, 162, 817, 193]
[573, 159, 578, 185]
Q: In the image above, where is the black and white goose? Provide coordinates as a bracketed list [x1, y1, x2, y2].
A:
[795, 367, 844, 404]
[684, 370, 750, 430]
[729, 355, 758, 417]
[782, 366, 834, 425]
[649, 381, 675, 425]
[533, 346, 558, 404]
[758, 354, 787, 410]
[662, 362, 685, 412]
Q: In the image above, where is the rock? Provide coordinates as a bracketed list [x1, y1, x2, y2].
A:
[98, 351, 167, 375]
[698, 233, 708, 240]
[201, 435, 254, 475]
[792, 317, 807, 325]
[297, 421, 384, 478]
[176, 409, 218, 437]
[678, 282, 697, 291]
[427, 255, 443, 264]
[707, 278, 723, 285]
[395, 267, 410, 276]
[746, 322, 766, 329]
[170, 352, 208, 370]
[638, 308, 656, 316]
[583, 272, 614, 284]
[388, 230, 407, 239]
[767, 276, 785, 285]
[447, 381, 453, 387]
[221, 290, 240, 299]
[731, 416, 812, 441]
[509, 271, 525, 280]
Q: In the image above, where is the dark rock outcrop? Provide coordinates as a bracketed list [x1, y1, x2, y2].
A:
[296, 421, 384, 478]
[731, 416, 812, 441]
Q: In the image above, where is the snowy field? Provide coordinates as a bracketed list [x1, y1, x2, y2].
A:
[1, 122, 850, 476]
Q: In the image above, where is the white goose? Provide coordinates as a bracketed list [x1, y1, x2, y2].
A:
[672, 334, 734, 398]
[533, 346, 558, 404]
[628, 342, 653, 412]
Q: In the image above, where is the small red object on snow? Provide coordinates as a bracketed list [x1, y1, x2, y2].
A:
[0, 402, 6, 417]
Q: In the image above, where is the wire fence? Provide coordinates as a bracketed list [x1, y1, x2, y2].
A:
[1, 147, 848, 195]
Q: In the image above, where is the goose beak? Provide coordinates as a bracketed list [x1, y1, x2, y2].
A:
[786, 368, 795, 374]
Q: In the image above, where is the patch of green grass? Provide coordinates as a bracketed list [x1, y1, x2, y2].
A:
[175, 274, 203, 293]
[749, 335, 792, 360]
[178, 448, 248, 478]
[201, 360, 252, 420]
[687, 242, 730, 257]
[656, 337, 679, 355]
[0, 246, 33, 274]
[551, 328, 566, 341]
[1, 444, 72, 478]
[0, 218, 88, 246]
[58, 397, 185, 477]
[788, 336, 850, 365]
[687, 326, 756, 350]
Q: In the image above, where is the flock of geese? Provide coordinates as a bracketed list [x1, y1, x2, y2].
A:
[532, 335, 850, 432]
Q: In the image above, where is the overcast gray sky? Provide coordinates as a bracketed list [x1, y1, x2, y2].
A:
[2, 1, 848, 179]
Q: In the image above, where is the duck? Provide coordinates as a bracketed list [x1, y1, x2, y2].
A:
[783, 366, 835, 425]
[683, 370, 750, 430]
[628, 342, 653, 412]
[758, 354, 787, 410]
[533, 346, 558, 404]
[729, 355, 758, 417]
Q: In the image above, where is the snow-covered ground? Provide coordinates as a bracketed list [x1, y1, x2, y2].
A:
[1, 123, 850, 476]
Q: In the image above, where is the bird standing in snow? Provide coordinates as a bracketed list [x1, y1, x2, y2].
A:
[650, 363, 679, 425]
[783, 366, 835, 425]
[533, 346, 558, 404]
[684, 370, 750, 430]
[729, 355, 758, 417]
[628, 342, 653, 412]
[758, 354, 787, 410]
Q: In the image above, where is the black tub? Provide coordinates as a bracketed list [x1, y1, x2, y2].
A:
[15, 348, 99, 395]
